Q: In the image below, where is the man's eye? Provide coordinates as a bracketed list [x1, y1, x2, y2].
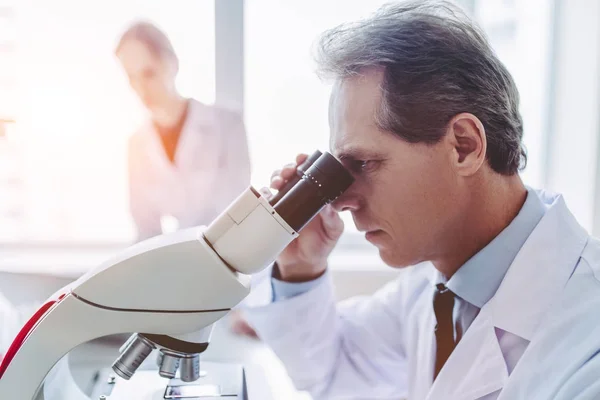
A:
[351, 160, 377, 173]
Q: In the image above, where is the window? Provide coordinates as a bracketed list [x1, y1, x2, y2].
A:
[469, 0, 554, 188]
[1, 0, 215, 244]
[0, 2, 20, 242]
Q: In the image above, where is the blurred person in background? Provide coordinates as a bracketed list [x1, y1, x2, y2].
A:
[116, 21, 251, 242]
[116, 21, 258, 338]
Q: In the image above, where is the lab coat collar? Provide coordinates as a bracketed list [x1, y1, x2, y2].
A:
[186, 99, 217, 127]
[145, 99, 217, 168]
[426, 191, 589, 400]
[143, 98, 213, 137]
[485, 191, 588, 341]
[174, 99, 220, 163]
[173, 99, 214, 150]
[442, 187, 546, 309]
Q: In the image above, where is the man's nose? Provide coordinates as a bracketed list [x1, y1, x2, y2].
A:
[331, 191, 360, 212]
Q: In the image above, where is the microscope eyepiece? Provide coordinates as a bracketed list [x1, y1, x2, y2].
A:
[268, 150, 323, 206]
[272, 151, 354, 232]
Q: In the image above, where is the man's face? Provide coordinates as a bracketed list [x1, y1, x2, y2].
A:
[117, 39, 177, 116]
[330, 69, 463, 268]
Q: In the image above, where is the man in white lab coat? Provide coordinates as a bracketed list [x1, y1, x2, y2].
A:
[241, 1, 600, 399]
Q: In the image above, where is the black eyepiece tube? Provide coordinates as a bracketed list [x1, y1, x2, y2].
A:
[269, 150, 322, 206]
[273, 151, 354, 232]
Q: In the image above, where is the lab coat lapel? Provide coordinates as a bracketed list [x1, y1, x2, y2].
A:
[425, 310, 507, 400]
[491, 195, 588, 396]
[174, 99, 216, 167]
[411, 293, 437, 400]
[486, 194, 588, 341]
[142, 99, 215, 170]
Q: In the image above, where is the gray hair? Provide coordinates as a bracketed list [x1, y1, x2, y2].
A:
[116, 21, 178, 65]
[316, 0, 525, 175]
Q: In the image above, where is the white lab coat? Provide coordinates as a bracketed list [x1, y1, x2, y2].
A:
[128, 99, 251, 240]
[243, 190, 600, 400]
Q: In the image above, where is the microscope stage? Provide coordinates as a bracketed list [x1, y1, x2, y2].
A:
[92, 362, 247, 399]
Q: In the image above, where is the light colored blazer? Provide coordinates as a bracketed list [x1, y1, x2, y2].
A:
[127, 99, 251, 241]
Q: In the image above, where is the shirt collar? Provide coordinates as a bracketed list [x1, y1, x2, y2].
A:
[435, 187, 546, 308]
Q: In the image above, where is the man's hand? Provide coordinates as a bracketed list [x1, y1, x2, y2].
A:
[264, 153, 345, 282]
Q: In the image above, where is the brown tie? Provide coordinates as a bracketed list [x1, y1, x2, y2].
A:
[433, 283, 456, 380]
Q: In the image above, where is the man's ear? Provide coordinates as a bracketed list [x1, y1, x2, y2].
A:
[447, 113, 487, 176]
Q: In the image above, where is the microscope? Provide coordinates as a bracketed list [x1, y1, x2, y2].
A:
[0, 151, 354, 400]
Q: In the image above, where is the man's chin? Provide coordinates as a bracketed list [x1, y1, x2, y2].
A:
[377, 249, 414, 269]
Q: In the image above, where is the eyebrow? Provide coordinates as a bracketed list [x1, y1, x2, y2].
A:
[336, 148, 384, 161]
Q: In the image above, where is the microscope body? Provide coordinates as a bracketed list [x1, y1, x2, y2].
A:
[0, 187, 297, 400]
[0, 151, 354, 400]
